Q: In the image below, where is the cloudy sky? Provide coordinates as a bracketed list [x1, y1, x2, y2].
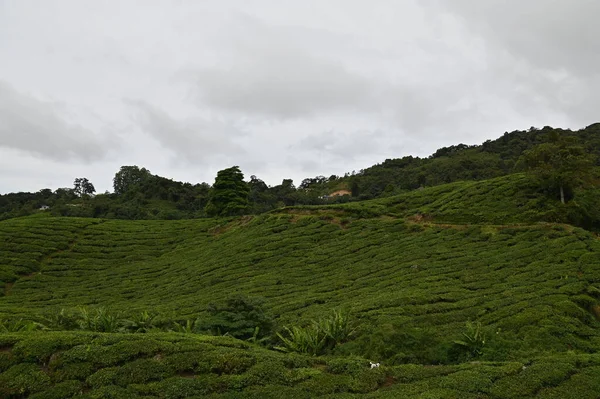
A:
[1, 0, 599, 193]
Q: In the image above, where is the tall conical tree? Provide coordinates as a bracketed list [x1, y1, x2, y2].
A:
[205, 166, 250, 216]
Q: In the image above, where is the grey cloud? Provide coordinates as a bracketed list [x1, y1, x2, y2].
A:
[428, 0, 600, 125]
[1, 0, 598, 194]
[0, 81, 113, 162]
[432, 0, 600, 77]
[189, 15, 374, 119]
[292, 129, 387, 161]
[127, 100, 246, 165]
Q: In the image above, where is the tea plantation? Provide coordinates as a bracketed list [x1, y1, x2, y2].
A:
[1, 174, 600, 398]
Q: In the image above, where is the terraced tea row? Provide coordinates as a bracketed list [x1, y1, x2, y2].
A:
[1, 215, 599, 360]
[1, 332, 600, 398]
[281, 174, 569, 225]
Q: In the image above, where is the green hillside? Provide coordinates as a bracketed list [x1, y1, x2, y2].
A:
[3, 124, 598, 223]
[281, 172, 600, 229]
[1, 174, 600, 398]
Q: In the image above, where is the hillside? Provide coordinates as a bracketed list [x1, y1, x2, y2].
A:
[2, 124, 599, 223]
[1, 172, 600, 397]
[343, 123, 600, 199]
[282, 173, 600, 230]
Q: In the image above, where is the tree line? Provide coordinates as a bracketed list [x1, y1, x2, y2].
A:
[1, 124, 598, 223]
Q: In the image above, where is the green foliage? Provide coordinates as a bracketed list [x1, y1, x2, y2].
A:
[171, 319, 201, 334]
[518, 136, 596, 203]
[339, 124, 600, 200]
[73, 177, 95, 197]
[1, 211, 600, 361]
[28, 380, 83, 399]
[77, 307, 123, 333]
[0, 363, 51, 397]
[122, 311, 160, 333]
[199, 295, 274, 340]
[335, 323, 449, 365]
[276, 324, 326, 356]
[318, 309, 356, 348]
[4, 124, 600, 222]
[205, 166, 250, 217]
[276, 310, 355, 355]
[0, 318, 41, 332]
[452, 321, 487, 360]
[113, 165, 152, 195]
[41, 308, 80, 331]
[1, 158, 600, 399]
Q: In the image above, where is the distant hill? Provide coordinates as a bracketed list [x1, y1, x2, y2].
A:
[1, 124, 599, 223]
[341, 123, 600, 199]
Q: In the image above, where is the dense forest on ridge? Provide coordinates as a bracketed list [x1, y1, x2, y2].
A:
[2, 123, 599, 225]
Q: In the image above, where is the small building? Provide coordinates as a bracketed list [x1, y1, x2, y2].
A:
[329, 190, 351, 197]
[39, 205, 50, 211]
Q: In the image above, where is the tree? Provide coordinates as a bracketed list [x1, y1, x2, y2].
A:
[198, 295, 273, 340]
[113, 166, 151, 195]
[205, 166, 249, 217]
[54, 187, 77, 200]
[271, 179, 297, 206]
[519, 136, 596, 204]
[73, 178, 96, 197]
[248, 175, 276, 214]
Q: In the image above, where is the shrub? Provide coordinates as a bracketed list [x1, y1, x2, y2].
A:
[451, 321, 487, 361]
[0, 318, 42, 332]
[276, 310, 355, 356]
[171, 318, 201, 334]
[318, 309, 356, 348]
[335, 323, 449, 365]
[243, 361, 290, 386]
[28, 380, 83, 399]
[326, 356, 365, 376]
[210, 352, 256, 375]
[198, 295, 274, 341]
[276, 324, 326, 356]
[77, 307, 123, 332]
[0, 363, 51, 397]
[122, 311, 160, 333]
[40, 308, 80, 331]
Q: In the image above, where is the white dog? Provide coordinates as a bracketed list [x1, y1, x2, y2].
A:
[370, 362, 380, 369]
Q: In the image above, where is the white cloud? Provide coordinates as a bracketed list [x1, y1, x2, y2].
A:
[0, 0, 597, 192]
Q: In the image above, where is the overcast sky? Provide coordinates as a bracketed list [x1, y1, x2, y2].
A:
[1, 0, 599, 193]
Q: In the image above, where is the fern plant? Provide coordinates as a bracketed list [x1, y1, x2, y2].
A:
[454, 321, 487, 358]
[122, 311, 158, 333]
[319, 309, 356, 348]
[276, 310, 355, 355]
[0, 318, 41, 332]
[275, 324, 326, 356]
[171, 319, 200, 333]
[40, 308, 80, 331]
[77, 307, 123, 332]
